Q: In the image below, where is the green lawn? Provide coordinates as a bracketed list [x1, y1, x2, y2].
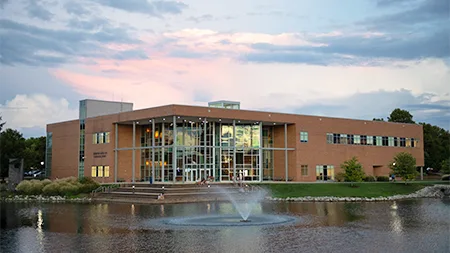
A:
[259, 182, 444, 198]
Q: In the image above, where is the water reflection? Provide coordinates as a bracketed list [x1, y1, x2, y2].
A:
[1, 199, 449, 253]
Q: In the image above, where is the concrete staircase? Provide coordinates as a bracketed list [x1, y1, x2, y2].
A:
[93, 183, 260, 204]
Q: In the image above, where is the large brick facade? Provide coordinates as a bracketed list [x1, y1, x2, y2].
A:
[47, 104, 424, 183]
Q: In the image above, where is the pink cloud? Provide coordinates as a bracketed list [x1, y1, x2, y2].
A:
[51, 28, 407, 110]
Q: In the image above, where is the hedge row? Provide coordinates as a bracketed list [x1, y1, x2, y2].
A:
[16, 177, 100, 196]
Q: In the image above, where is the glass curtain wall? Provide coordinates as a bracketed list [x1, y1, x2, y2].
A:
[262, 126, 274, 180]
[138, 120, 276, 182]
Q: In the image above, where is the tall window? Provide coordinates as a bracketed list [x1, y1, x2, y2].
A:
[93, 132, 110, 144]
[91, 165, 110, 177]
[326, 133, 333, 144]
[405, 138, 412, 147]
[300, 132, 308, 143]
[400, 137, 406, 147]
[367, 135, 373, 145]
[354, 135, 360, 145]
[347, 134, 354, 144]
[382, 136, 388, 146]
[333, 133, 340, 144]
[301, 165, 308, 176]
[376, 136, 382, 146]
[388, 137, 394, 146]
[340, 134, 347, 144]
[361, 135, 367, 145]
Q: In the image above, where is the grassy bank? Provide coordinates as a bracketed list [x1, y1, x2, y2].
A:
[260, 182, 446, 198]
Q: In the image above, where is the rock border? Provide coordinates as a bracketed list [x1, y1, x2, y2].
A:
[2, 185, 449, 204]
[1, 195, 92, 203]
[266, 185, 450, 202]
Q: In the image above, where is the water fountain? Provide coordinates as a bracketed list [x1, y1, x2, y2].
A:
[148, 185, 298, 228]
[215, 184, 268, 222]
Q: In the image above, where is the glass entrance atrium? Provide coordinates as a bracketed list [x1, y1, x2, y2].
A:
[136, 117, 278, 183]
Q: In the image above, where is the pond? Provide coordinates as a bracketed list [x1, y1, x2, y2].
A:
[1, 199, 449, 253]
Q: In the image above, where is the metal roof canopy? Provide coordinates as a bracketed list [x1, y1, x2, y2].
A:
[116, 116, 291, 126]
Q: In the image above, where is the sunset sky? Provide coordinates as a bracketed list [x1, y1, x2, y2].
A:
[0, 0, 449, 137]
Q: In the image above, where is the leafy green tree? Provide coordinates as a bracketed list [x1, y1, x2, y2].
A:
[441, 158, 450, 174]
[341, 157, 365, 186]
[389, 152, 418, 184]
[0, 128, 26, 178]
[372, 118, 384, 121]
[387, 108, 415, 124]
[421, 123, 450, 172]
[23, 136, 46, 171]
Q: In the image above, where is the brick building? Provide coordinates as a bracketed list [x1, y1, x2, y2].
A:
[45, 99, 424, 183]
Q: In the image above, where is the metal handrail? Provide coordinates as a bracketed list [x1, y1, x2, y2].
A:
[91, 184, 121, 196]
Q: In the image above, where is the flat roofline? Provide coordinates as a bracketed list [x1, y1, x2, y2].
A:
[46, 102, 422, 129]
[166, 104, 421, 127]
[208, 100, 240, 104]
[80, 98, 133, 105]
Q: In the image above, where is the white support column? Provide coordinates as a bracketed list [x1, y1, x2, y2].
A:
[284, 123, 288, 182]
[161, 122, 165, 182]
[219, 122, 222, 181]
[204, 118, 207, 180]
[259, 122, 263, 182]
[114, 123, 118, 182]
[182, 122, 185, 182]
[212, 122, 216, 181]
[151, 119, 155, 184]
[173, 116, 177, 183]
[132, 121, 136, 183]
[233, 120, 236, 181]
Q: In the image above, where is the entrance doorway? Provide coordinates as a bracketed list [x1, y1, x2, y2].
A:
[316, 165, 335, 181]
[199, 169, 211, 181]
[185, 168, 197, 182]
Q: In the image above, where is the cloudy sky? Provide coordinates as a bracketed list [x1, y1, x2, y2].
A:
[0, 0, 449, 137]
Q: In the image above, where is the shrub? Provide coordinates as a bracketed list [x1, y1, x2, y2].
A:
[42, 179, 52, 187]
[28, 180, 45, 195]
[59, 183, 80, 196]
[42, 183, 61, 196]
[16, 176, 101, 196]
[341, 157, 365, 186]
[390, 152, 418, 184]
[376, 176, 390, 182]
[16, 180, 32, 194]
[363, 176, 376, 182]
[335, 172, 345, 182]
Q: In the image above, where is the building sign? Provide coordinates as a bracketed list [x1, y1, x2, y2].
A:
[93, 152, 107, 158]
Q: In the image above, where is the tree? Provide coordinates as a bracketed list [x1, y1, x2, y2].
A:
[441, 158, 450, 174]
[389, 152, 418, 184]
[0, 116, 5, 132]
[0, 128, 26, 178]
[421, 122, 450, 172]
[23, 136, 46, 171]
[341, 157, 365, 187]
[387, 108, 415, 124]
[373, 118, 384, 121]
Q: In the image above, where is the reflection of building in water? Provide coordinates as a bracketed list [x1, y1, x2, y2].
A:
[265, 202, 361, 226]
[46, 99, 424, 184]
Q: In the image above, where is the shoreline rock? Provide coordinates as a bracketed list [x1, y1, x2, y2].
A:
[1, 195, 92, 203]
[265, 185, 450, 202]
[2, 185, 449, 204]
